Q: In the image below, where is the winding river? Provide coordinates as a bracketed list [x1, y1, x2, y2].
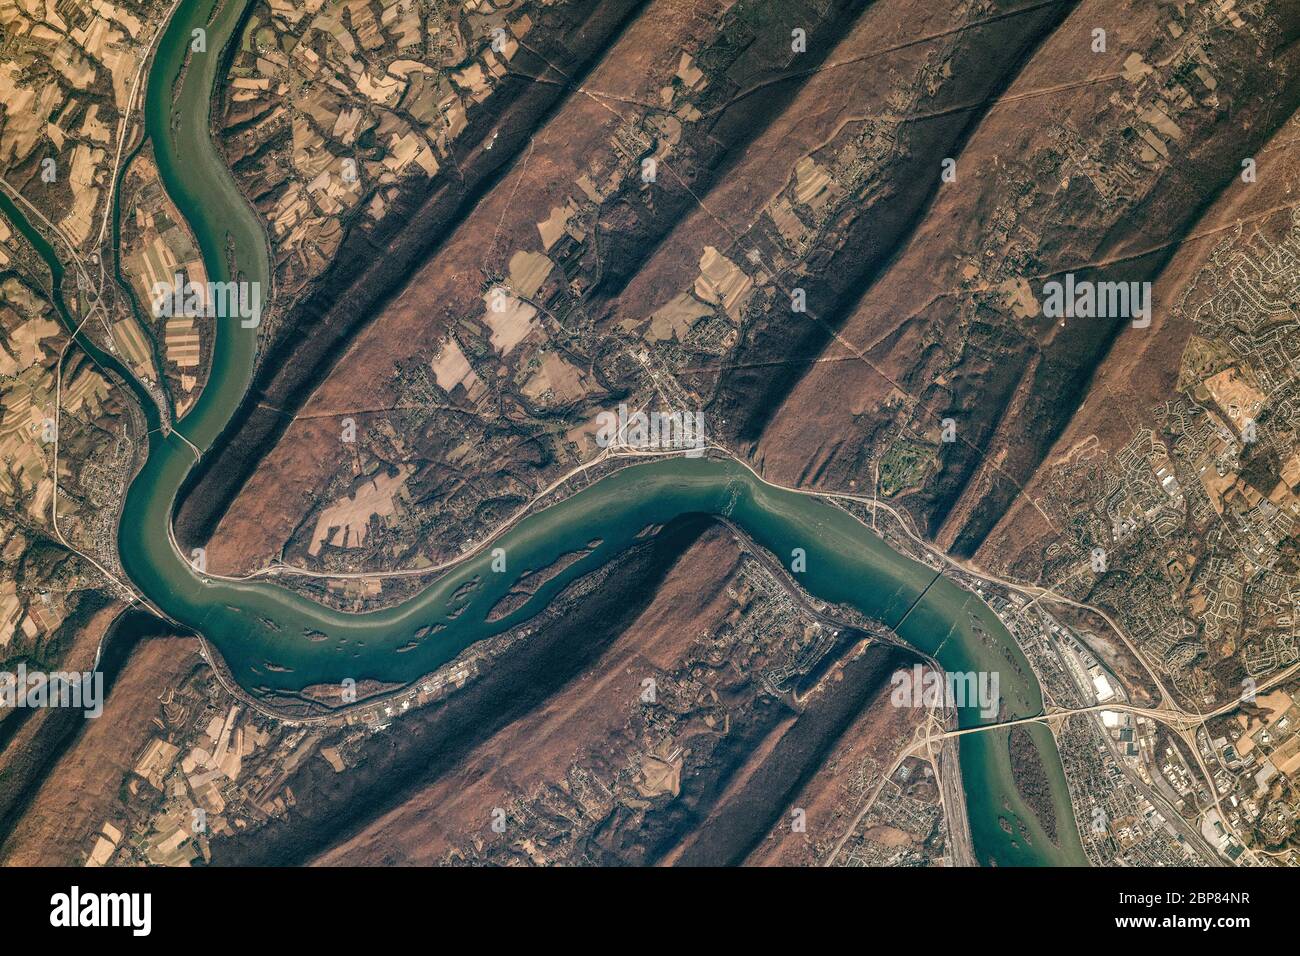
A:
[5, 0, 1086, 865]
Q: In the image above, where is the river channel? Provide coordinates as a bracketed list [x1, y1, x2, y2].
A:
[2, 0, 1087, 866]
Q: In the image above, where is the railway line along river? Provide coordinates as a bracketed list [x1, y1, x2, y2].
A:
[9, 0, 1087, 866]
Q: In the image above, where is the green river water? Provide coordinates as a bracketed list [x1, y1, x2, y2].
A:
[2, 0, 1086, 865]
